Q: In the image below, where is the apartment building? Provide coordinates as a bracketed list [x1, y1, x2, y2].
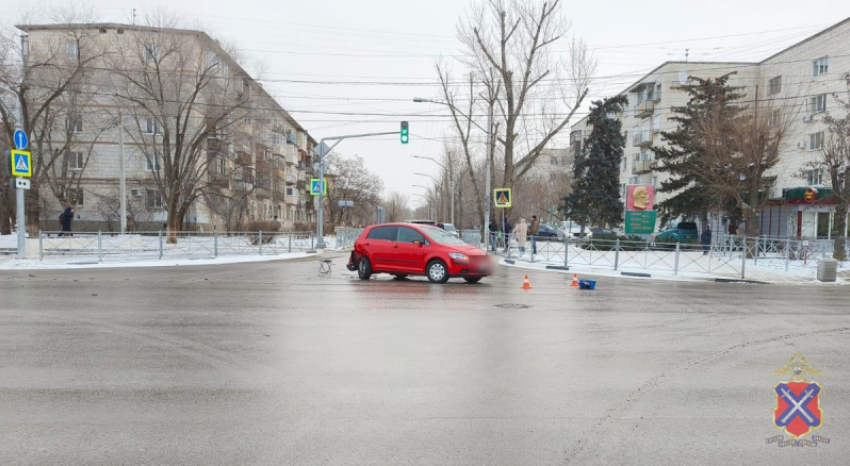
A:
[570, 17, 850, 239]
[17, 23, 316, 232]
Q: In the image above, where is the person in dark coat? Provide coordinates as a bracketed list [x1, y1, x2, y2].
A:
[488, 219, 498, 252]
[59, 207, 74, 237]
[501, 217, 512, 252]
[701, 226, 712, 255]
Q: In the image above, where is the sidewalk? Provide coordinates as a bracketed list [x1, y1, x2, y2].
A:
[0, 251, 316, 271]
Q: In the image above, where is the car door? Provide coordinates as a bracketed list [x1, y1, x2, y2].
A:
[393, 226, 429, 273]
[364, 226, 398, 271]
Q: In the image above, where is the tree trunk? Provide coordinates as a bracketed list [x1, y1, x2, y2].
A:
[1, 190, 13, 234]
[166, 193, 181, 244]
[745, 183, 761, 259]
[834, 203, 848, 261]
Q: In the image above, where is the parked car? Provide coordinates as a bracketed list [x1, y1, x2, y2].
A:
[588, 227, 618, 239]
[441, 223, 459, 237]
[534, 224, 559, 241]
[556, 221, 590, 240]
[654, 222, 699, 244]
[347, 223, 493, 284]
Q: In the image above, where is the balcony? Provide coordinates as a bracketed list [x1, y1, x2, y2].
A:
[635, 99, 655, 118]
[209, 173, 229, 189]
[285, 172, 296, 185]
[632, 130, 653, 148]
[232, 181, 253, 192]
[284, 194, 297, 205]
[206, 137, 224, 153]
[274, 168, 286, 179]
[296, 179, 307, 190]
[634, 159, 654, 174]
[235, 152, 252, 166]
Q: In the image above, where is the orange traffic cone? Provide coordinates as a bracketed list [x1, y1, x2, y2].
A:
[521, 274, 532, 290]
[570, 273, 579, 287]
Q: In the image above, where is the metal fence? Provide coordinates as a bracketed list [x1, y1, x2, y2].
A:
[334, 227, 364, 249]
[498, 233, 848, 279]
[461, 229, 482, 246]
[39, 231, 316, 262]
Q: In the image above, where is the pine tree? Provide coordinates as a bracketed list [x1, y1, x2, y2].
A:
[653, 73, 745, 224]
[563, 96, 628, 229]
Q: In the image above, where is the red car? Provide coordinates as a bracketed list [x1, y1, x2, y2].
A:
[347, 223, 492, 284]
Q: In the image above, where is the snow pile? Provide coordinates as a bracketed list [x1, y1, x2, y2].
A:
[0, 251, 314, 270]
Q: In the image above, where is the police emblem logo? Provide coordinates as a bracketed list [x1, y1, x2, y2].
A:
[767, 354, 830, 448]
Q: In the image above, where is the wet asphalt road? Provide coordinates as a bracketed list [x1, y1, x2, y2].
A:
[1, 254, 849, 466]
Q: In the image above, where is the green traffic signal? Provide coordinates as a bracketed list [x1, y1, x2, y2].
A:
[401, 121, 409, 144]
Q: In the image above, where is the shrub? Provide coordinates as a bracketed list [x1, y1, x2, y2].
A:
[245, 220, 281, 244]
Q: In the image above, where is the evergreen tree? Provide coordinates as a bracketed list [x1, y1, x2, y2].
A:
[653, 73, 745, 224]
[562, 96, 628, 228]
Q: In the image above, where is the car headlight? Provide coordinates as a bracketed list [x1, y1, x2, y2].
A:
[448, 252, 469, 262]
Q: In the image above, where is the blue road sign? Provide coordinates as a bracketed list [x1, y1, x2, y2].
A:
[11, 150, 32, 178]
[310, 178, 327, 196]
[14, 129, 28, 150]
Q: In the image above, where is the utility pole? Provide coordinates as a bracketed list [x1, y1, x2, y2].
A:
[118, 111, 127, 233]
[16, 33, 29, 258]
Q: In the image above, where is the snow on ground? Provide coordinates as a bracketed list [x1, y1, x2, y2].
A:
[0, 233, 25, 249]
[0, 251, 315, 270]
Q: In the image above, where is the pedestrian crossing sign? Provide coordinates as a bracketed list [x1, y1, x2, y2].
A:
[310, 178, 327, 196]
[494, 188, 512, 208]
[11, 150, 32, 178]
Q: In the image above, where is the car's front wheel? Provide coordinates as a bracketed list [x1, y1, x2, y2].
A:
[426, 260, 450, 284]
[358, 257, 373, 280]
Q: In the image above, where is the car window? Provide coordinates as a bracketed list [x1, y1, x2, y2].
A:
[366, 226, 399, 241]
[421, 226, 467, 245]
[397, 226, 426, 244]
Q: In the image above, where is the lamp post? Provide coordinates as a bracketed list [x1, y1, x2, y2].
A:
[412, 185, 433, 220]
[412, 155, 455, 226]
[413, 97, 493, 251]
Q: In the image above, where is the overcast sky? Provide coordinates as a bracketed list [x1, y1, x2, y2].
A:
[3, 0, 849, 203]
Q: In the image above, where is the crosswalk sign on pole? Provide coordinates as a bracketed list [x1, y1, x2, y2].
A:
[493, 188, 512, 208]
[310, 178, 327, 196]
[10, 150, 32, 178]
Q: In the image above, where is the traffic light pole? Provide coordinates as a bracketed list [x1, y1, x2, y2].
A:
[0, 83, 26, 259]
[314, 130, 400, 250]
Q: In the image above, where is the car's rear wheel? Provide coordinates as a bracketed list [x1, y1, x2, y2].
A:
[463, 276, 482, 284]
[426, 260, 450, 284]
[357, 257, 373, 280]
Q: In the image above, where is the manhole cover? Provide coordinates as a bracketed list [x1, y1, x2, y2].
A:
[495, 303, 530, 310]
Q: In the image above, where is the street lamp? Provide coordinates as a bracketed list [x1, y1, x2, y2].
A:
[412, 155, 455, 226]
[414, 97, 493, 250]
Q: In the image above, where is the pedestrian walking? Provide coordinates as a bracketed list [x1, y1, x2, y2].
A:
[516, 218, 528, 255]
[488, 219, 498, 252]
[529, 215, 540, 255]
[58, 207, 74, 237]
[701, 226, 712, 255]
[126, 214, 135, 233]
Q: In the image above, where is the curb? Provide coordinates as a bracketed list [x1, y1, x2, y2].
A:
[714, 278, 769, 285]
[546, 265, 570, 271]
[621, 271, 651, 278]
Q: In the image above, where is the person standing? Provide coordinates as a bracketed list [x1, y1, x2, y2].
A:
[59, 207, 74, 237]
[701, 226, 712, 255]
[516, 218, 528, 255]
[529, 215, 540, 255]
[488, 219, 498, 252]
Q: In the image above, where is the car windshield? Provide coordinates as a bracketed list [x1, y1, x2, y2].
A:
[422, 226, 467, 245]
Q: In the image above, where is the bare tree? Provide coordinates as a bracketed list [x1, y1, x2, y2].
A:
[383, 192, 412, 223]
[458, 0, 593, 190]
[108, 14, 250, 243]
[0, 6, 106, 234]
[323, 153, 384, 227]
[814, 73, 850, 260]
[691, 97, 793, 238]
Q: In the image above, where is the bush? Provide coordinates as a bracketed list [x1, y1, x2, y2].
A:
[245, 220, 281, 244]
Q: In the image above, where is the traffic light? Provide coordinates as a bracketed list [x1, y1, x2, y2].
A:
[400, 121, 409, 144]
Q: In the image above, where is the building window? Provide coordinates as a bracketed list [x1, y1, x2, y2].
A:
[67, 40, 79, 60]
[67, 188, 84, 206]
[145, 117, 160, 135]
[812, 57, 828, 77]
[628, 176, 639, 185]
[146, 189, 162, 209]
[809, 132, 824, 151]
[66, 115, 83, 133]
[146, 152, 163, 171]
[810, 94, 827, 114]
[652, 176, 658, 188]
[144, 43, 160, 63]
[286, 187, 294, 196]
[68, 151, 84, 170]
[653, 115, 662, 133]
[768, 76, 781, 95]
[217, 156, 226, 174]
[769, 109, 782, 127]
[805, 168, 825, 186]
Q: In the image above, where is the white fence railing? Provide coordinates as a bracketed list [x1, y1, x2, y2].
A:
[39, 231, 316, 261]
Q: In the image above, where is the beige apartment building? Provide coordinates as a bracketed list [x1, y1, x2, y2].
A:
[17, 23, 317, 232]
[570, 17, 850, 239]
